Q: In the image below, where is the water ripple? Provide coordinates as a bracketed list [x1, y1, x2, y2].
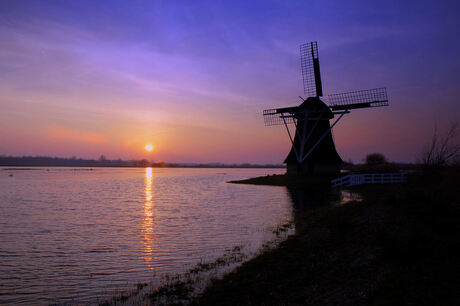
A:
[0, 167, 291, 304]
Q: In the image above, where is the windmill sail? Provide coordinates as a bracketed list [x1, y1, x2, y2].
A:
[328, 87, 388, 111]
[263, 107, 300, 126]
[300, 41, 323, 97]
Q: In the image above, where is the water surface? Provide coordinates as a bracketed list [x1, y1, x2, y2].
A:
[0, 167, 292, 304]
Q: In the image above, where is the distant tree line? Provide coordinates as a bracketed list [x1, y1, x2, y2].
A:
[0, 155, 135, 167]
[0, 156, 284, 168]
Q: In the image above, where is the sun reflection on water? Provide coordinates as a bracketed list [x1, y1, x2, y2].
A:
[142, 167, 155, 270]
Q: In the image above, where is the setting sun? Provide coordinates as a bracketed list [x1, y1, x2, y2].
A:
[145, 144, 153, 152]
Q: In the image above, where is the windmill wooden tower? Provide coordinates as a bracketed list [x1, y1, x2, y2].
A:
[263, 41, 389, 176]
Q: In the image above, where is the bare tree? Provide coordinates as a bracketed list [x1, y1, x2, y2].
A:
[421, 121, 460, 167]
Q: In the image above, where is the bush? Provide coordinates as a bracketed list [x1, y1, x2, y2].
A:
[365, 153, 387, 165]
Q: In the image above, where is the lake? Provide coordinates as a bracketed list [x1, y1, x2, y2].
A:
[0, 167, 297, 304]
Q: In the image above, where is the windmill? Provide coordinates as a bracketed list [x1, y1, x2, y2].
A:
[263, 41, 389, 176]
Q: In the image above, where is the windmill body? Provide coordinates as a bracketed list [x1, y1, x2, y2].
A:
[263, 42, 389, 176]
[283, 97, 342, 175]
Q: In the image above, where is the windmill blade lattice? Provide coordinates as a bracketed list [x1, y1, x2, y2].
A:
[300, 42, 323, 98]
[263, 108, 299, 126]
[328, 87, 389, 111]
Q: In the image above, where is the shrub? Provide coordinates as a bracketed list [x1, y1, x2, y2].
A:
[365, 153, 387, 165]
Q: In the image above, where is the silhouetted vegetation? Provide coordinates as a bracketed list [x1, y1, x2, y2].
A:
[0, 156, 283, 168]
[420, 121, 460, 168]
[101, 223, 294, 305]
[0, 155, 134, 167]
[365, 152, 387, 165]
[100, 245, 250, 305]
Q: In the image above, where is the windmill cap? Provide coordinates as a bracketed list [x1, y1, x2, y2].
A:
[299, 97, 333, 119]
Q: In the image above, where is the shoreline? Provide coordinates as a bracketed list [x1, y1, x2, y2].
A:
[100, 168, 459, 305]
[194, 169, 460, 305]
[228, 173, 334, 186]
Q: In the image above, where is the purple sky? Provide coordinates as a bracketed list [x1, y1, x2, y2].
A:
[0, 0, 459, 163]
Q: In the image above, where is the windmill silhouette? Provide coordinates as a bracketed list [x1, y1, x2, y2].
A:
[263, 41, 389, 176]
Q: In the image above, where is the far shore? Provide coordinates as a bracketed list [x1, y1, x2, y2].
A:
[0, 156, 284, 169]
[2, 165, 284, 169]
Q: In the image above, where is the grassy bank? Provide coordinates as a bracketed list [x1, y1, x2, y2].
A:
[194, 169, 460, 305]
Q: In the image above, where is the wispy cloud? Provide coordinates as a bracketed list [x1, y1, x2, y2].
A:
[43, 124, 108, 145]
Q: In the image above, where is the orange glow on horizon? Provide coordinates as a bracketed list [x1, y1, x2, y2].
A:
[44, 124, 108, 145]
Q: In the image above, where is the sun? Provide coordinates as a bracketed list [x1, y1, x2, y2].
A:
[145, 144, 153, 152]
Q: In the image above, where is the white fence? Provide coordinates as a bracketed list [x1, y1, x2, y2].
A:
[331, 172, 407, 187]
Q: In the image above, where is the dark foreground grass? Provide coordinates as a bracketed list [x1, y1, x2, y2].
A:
[194, 169, 460, 305]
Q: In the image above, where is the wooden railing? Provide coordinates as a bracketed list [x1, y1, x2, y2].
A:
[331, 172, 407, 187]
